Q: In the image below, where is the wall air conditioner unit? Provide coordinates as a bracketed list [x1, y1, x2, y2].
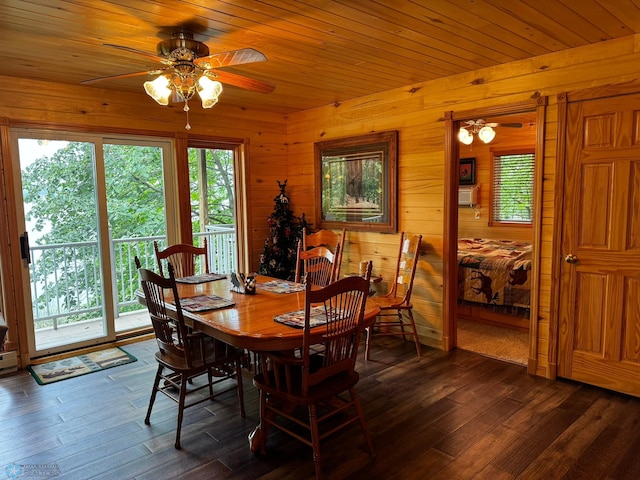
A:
[458, 185, 479, 206]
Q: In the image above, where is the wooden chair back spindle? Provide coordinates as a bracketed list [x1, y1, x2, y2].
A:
[154, 239, 209, 278]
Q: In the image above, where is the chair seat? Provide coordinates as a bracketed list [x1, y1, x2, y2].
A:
[155, 350, 239, 376]
[156, 335, 240, 370]
[372, 295, 412, 310]
[254, 368, 359, 405]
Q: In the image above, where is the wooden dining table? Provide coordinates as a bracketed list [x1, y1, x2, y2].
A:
[137, 274, 381, 352]
[137, 273, 380, 453]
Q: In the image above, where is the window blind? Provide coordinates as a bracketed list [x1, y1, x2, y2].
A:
[491, 152, 534, 224]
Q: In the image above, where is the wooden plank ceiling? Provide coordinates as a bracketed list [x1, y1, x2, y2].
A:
[0, 0, 639, 115]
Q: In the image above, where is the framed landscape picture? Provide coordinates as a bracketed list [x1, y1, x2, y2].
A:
[314, 131, 398, 233]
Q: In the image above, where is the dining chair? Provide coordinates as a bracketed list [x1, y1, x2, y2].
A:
[252, 276, 375, 479]
[153, 239, 209, 278]
[303, 228, 346, 282]
[294, 242, 339, 288]
[135, 256, 245, 449]
[365, 232, 423, 359]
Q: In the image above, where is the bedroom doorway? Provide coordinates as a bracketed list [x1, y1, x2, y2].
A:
[443, 99, 547, 373]
[456, 112, 535, 366]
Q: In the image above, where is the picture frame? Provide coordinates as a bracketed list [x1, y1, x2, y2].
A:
[459, 157, 476, 185]
[314, 131, 398, 233]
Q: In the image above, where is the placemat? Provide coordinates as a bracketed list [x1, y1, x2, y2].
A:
[258, 280, 306, 294]
[177, 295, 235, 312]
[274, 306, 348, 329]
[274, 306, 328, 328]
[175, 273, 227, 284]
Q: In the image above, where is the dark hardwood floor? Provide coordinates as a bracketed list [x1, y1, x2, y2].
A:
[3, 337, 640, 479]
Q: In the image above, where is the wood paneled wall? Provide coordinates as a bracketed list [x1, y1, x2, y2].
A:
[284, 33, 640, 377]
[3, 34, 640, 378]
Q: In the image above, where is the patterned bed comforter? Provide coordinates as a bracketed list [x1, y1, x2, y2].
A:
[457, 238, 532, 308]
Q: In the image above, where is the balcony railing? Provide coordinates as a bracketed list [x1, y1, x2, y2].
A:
[29, 225, 237, 330]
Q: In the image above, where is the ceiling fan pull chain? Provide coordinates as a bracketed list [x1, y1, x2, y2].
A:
[183, 99, 191, 130]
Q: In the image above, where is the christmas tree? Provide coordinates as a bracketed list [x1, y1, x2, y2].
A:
[258, 180, 310, 280]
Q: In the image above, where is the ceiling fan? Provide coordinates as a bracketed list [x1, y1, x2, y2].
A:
[82, 30, 275, 129]
[458, 118, 523, 145]
[462, 119, 523, 130]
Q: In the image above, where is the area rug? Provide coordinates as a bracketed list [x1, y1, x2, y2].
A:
[457, 318, 528, 366]
[27, 347, 137, 385]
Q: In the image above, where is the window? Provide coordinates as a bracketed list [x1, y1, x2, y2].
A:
[490, 151, 534, 225]
[188, 146, 238, 274]
[187, 138, 249, 274]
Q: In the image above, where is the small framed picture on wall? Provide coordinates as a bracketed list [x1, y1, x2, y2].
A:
[459, 157, 476, 185]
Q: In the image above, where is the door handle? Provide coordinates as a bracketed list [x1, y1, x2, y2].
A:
[19, 231, 31, 264]
[564, 254, 578, 264]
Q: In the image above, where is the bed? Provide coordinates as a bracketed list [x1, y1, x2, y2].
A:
[457, 238, 532, 328]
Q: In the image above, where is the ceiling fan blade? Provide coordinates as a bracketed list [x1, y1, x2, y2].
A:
[103, 43, 172, 65]
[194, 48, 267, 69]
[498, 122, 523, 128]
[81, 69, 164, 85]
[211, 70, 275, 94]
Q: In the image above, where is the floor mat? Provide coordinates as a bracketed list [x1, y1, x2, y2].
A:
[27, 347, 137, 385]
[457, 319, 528, 366]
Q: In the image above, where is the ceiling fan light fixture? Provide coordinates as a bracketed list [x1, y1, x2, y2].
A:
[458, 127, 474, 145]
[143, 75, 172, 105]
[84, 32, 274, 131]
[197, 76, 223, 108]
[171, 73, 198, 102]
[85, 30, 273, 130]
[478, 125, 496, 143]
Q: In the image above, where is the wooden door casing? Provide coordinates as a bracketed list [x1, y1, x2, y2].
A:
[558, 93, 640, 396]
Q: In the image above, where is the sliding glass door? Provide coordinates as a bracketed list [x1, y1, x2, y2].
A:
[12, 131, 175, 357]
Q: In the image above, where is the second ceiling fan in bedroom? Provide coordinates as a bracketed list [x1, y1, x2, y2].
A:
[82, 30, 275, 129]
[458, 118, 523, 145]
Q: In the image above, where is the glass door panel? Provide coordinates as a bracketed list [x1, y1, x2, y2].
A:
[18, 138, 107, 352]
[103, 142, 168, 333]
